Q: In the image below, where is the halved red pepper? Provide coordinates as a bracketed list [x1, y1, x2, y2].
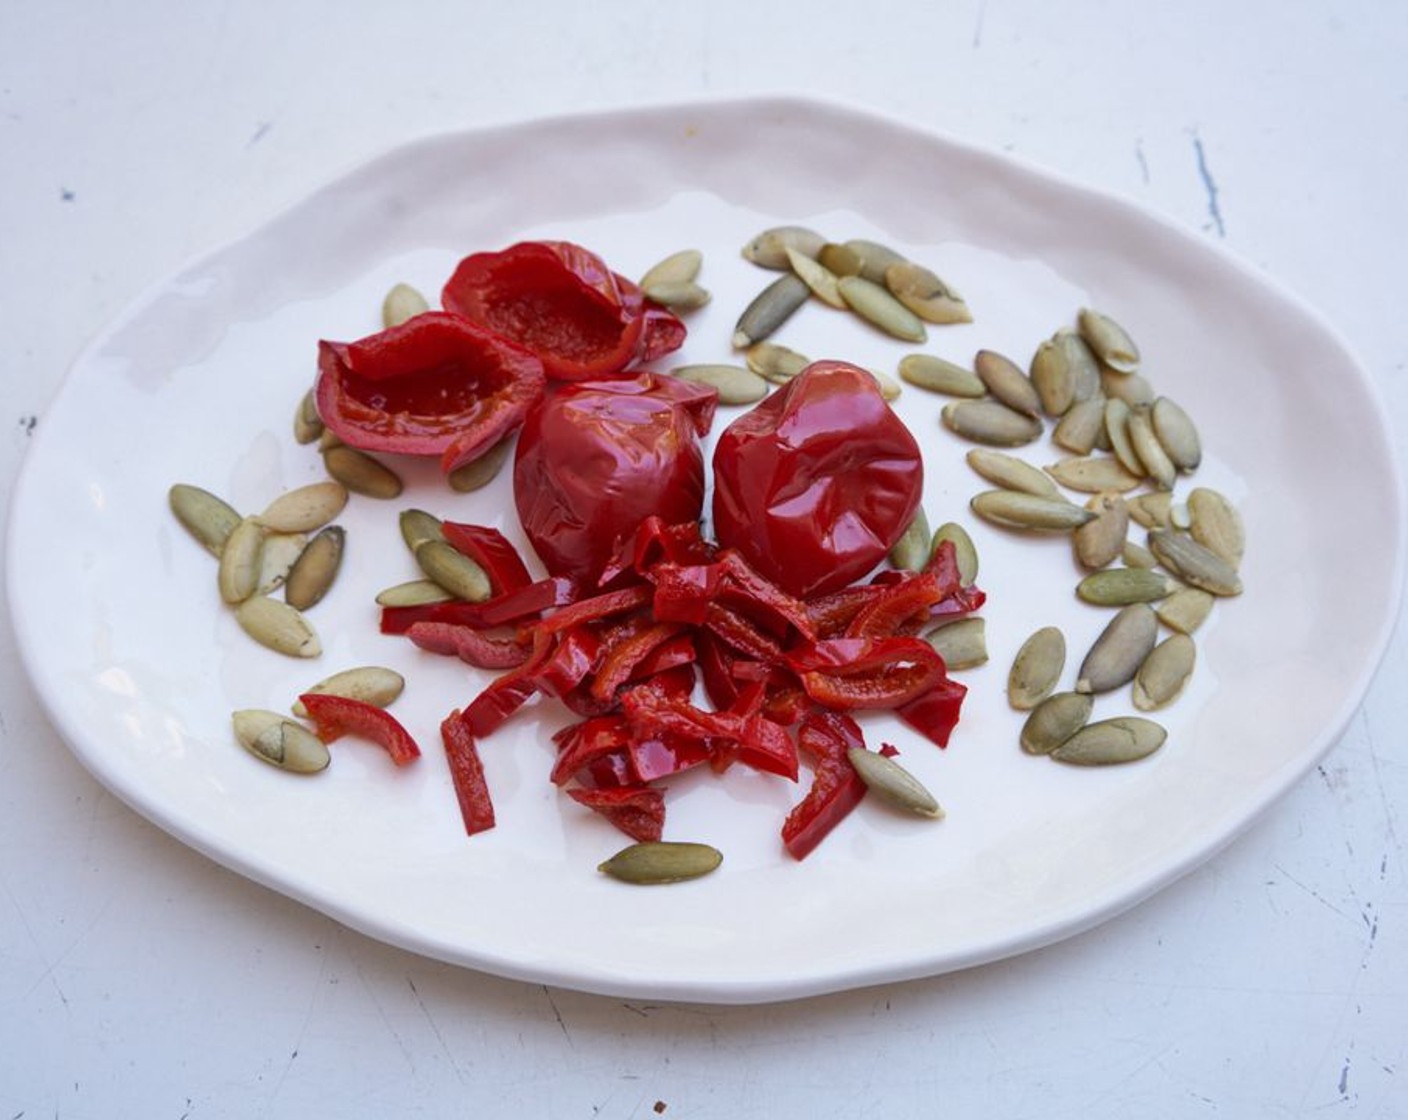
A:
[297, 693, 421, 767]
[315, 311, 545, 475]
[441, 711, 495, 835]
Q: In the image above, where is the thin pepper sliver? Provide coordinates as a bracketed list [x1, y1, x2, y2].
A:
[297, 693, 421, 767]
[441, 712, 495, 835]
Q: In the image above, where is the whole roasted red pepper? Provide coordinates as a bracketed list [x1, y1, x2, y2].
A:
[314, 311, 545, 475]
[711, 361, 924, 599]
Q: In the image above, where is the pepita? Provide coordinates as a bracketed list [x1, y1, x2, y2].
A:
[598, 841, 723, 885]
[1151, 396, 1202, 473]
[381, 282, 429, 329]
[256, 531, 308, 595]
[817, 242, 863, 277]
[1050, 716, 1166, 765]
[232, 709, 330, 773]
[1077, 308, 1140, 374]
[847, 747, 944, 818]
[639, 248, 703, 289]
[867, 367, 903, 402]
[1133, 633, 1196, 711]
[843, 238, 908, 283]
[883, 260, 973, 324]
[970, 489, 1095, 532]
[925, 616, 988, 669]
[1155, 587, 1216, 634]
[415, 539, 492, 602]
[1008, 625, 1067, 710]
[447, 435, 512, 493]
[932, 521, 980, 586]
[1076, 567, 1177, 606]
[741, 226, 825, 270]
[1127, 490, 1174, 530]
[1187, 487, 1244, 567]
[898, 354, 985, 398]
[1045, 455, 1143, 493]
[1052, 395, 1109, 455]
[732, 272, 810, 349]
[217, 516, 266, 604]
[169, 483, 242, 556]
[398, 509, 444, 554]
[1148, 529, 1243, 596]
[785, 247, 846, 308]
[256, 481, 349, 534]
[942, 400, 1044, 447]
[1100, 367, 1156, 406]
[323, 444, 404, 499]
[293, 389, 323, 445]
[837, 275, 927, 342]
[234, 594, 321, 658]
[746, 341, 811, 383]
[1030, 328, 1099, 417]
[669, 363, 769, 405]
[284, 525, 345, 610]
[1126, 405, 1177, 490]
[641, 279, 711, 311]
[1076, 603, 1158, 694]
[1103, 398, 1145, 477]
[1073, 492, 1130, 570]
[964, 448, 1063, 499]
[1122, 539, 1159, 569]
[974, 349, 1041, 417]
[888, 507, 932, 571]
[375, 579, 455, 607]
[1020, 690, 1093, 755]
[292, 666, 405, 718]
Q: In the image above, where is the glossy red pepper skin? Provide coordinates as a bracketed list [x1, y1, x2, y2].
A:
[513, 373, 717, 587]
[787, 636, 947, 710]
[441, 712, 495, 835]
[438, 522, 532, 595]
[297, 694, 421, 767]
[781, 710, 869, 860]
[711, 361, 924, 600]
[315, 311, 545, 474]
[566, 784, 665, 843]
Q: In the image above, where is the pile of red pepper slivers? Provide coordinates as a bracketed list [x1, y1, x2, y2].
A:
[313, 238, 986, 862]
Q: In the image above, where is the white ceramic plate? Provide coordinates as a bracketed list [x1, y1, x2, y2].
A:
[9, 96, 1402, 1004]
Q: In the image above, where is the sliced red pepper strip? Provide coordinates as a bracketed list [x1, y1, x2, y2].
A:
[297, 693, 421, 767]
[695, 630, 743, 712]
[441, 711, 495, 835]
[716, 551, 818, 643]
[782, 709, 868, 860]
[379, 576, 576, 635]
[529, 625, 602, 699]
[459, 630, 556, 737]
[788, 637, 946, 711]
[614, 273, 688, 365]
[550, 714, 631, 787]
[438, 522, 533, 595]
[589, 621, 686, 704]
[845, 569, 951, 639]
[896, 675, 969, 749]
[703, 602, 786, 663]
[532, 584, 653, 636]
[405, 621, 530, 670]
[566, 784, 665, 843]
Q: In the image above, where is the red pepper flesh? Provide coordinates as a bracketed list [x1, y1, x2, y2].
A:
[441, 712, 496, 835]
[297, 693, 422, 767]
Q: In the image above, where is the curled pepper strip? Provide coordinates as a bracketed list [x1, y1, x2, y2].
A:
[297, 693, 421, 767]
[787, 637, 946, 711]
[438, 522, 533, 595]
[404, 621, 530, 670]
[781, 709, 869, 861]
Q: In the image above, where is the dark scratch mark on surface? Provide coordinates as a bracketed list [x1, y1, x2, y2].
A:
[1191, 132, 1226, 238]
[18, 415, 37, 435]
[247, 120, 272, 147]
[1135, 141, 1150, 185]
[972, 0, 986, 48]
[1338, 1057, 1351, 1097]
[543, 985, 573, 1046]
[59, 188, 75, 202]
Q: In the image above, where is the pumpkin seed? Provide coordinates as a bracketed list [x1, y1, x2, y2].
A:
[292, 666, 405, 718]
[932, 521, 980, 586]
[256, 481, 348, 534]
[598, 841, 723, 885]
[843, 238, 908, 283]
[169, 483, 242, 556]
[1127, 491, 1174, 530]
[1008, 625, 1067, 710]
[1076, 603, 1158, 694]
[837, 276, 927, 342]
[817, 242, 863, 277]
[639, 248, 702, 289]
[965, 448, 1063, 499]
[293, 389, 323, 445]
[925, 616, 988, 669]
[284, 525, 345, 610]
[218, 516, 266, 604]
[883, 260, 973, 324]
[234, 594, 321, 658]
[447, 434, 512, 493]
[1031, 329, 1099, 417]
[398, 508, 444, 552]
[847, 747, 944, 818]
[733, 273, 810, 349]
[1050, 716, 1166, 765]
[1100, 367, 1156, 407]
[1148, 529, 1243, 596]
[1077, 308, 1140, 374]
[888, 507, 932, 571]
[382, 282, 429, 328]
[375, 579, 455, 607]
[1155, 587, 1216, 634]
[669, 363, 769, 405]
[1073, 492, 1130, 570]
[232, 709, 330, 773]
[898, 354, 985, 397]
[1170, 501, 1192, 531]
[642, 280, 711, 311]
[974, 349, 1041, 417]
[1076, 567, 1177, 606]
[1151, 396, 1202, 472]
[1103, 398, 1145, 478]
[1133, 633, 1196, 711]
[741, 225, 825, 270]
[784, 247, 846, 308]
[1052, 395, 1109, 455]
[942, 400, 1044, 447]
[1045, 455, 1143, 493]
[256, 531, 308, 595]
[746, 341, 811, 383]
[1122, 539, 1159, 569]
[1187, 487, 1244, 567]
[323, 444, 403, 499]
[1126, 405, 1176, 490]
[867, 367, 903, 402]
[1020, 691, 1093, 754]
[971, 489, 1095, 532]
[415, 539, 492, 602]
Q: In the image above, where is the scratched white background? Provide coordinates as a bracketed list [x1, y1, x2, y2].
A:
[2, 2, 1405, 1117]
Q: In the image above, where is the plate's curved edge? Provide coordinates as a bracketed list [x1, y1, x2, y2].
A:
[6, 92, 1406, 1005]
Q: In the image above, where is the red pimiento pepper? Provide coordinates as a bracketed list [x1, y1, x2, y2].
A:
[441, 712, 495, 835]
[566, 784, 665, 843]
[404, 621, 530, 670]
[711, 361, 924, 599]
[441, 241, 685, 380]
[379, 576, 577, 636]
[513, 374, 717, 586]
[787, 637, 947, 711]
[315, 311, 545, 475]
[297, 693, 422, 767]
[896, 675, 969, 749]
[781, 709, 869, 860]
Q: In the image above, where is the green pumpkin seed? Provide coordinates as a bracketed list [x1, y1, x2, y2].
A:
[169, 483, 242, 556]
[218, 516, 266, 604]
[847, 748, 944, 818]
[1008, 625, 1067, 710]
[669, 363, 769, 405]
[843, 238, 908, 283]
[964, 448, 1063, 499]
[1187, 487, 1244, 567]
[1073, 492, 1130, 570]
[837, 275, 927, 342]
[888, 507, 932, 571]
[257, 481, 348, 533]
[925, 616, 988, 669]
[1045, 455, 1143, 494]
[1133, 633, 1196, 711]
[1148, 529, 1243, 596]
[1076, 603, 1158, 694]
[639, 248, 702, 289]
[932, 521, 980, 585]
[942, 400, 1044, 447]
[293, 389, 324, 445]
[1127, 491, 1174, 530]
[1103, 397, 1145, 478]
[399, 508, 445, 552]
[1126, 405, 1176, 491]
[898, 354, 985, 397]
[447, 435, 512, 493]
[733, 273, 810, 348]
[1100, 366, 1155, 406]
[375, 579, 455, 607]
[1053, 395, 1109, 455]
[1155, 587, 1216, 634]
[1050, 716, 1166, 765]
[234, 594, 321, 658]
[292, 666, 405, 718]
[256, 531, 308, 595]
[741, 226, 825, 270]
[867, 367, 903, 402]
[415, 539, 492, 602]
[974, 349, 1041, 417]
[1031, 329, 1099, 417]
[1121, 539, 1159, 569]
[284, 525, 345, 611]
[1077, 308, 1140, 374]
[971, 489, 1095, 532]
[785, 247, 846, 308]
[323, 444, 404, 499]
[232, 709, 330, 773]
[883, 261, 973, 324]
[598, 841, 723, 885]
[1076, 567, 1177, 606]
[1151, 396, 1202, 472]
[746, 341, 811, 383]
[817, 242, 863, 277]
[382, 282, 429, 328]
[642, 279, 711, 311]
[1020, 690, 1092, 754]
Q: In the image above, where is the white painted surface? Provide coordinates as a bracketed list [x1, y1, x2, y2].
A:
[2, 3, 1404, 1116]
